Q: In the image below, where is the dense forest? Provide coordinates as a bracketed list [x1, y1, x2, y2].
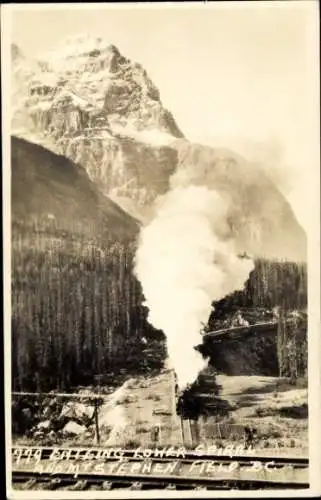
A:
[206, 259, 307, 378]
[209, 258, 307, 323]
[12, 217, 307, 392]
[11, 220, 165, 392]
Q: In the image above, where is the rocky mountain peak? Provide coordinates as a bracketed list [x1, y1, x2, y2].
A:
[12, 36, 184, 142]
[44, 35, 126, 74]
[11, 37, 183, 218]
[54, 34, 120, 56]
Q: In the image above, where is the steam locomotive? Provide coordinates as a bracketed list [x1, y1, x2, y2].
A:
[175, 367, 230, 420]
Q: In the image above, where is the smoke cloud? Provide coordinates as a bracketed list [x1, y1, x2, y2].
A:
[135, 175, 254, 389]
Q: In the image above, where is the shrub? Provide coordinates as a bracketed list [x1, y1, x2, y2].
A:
[125, 439, 140, 449]
[136, 426, 150, 434]
[146, 393, 161, 401]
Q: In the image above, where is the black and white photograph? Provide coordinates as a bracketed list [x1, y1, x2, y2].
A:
[2, 2, 320, 497]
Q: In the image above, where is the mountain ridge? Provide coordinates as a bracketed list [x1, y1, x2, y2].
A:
[11, 37, 306, 262]
[11, 135, 139, 243]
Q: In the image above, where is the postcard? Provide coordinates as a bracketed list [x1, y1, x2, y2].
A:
[2, 2, 320, 498]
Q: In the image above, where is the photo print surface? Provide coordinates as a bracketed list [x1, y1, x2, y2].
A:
[2, 2, 320, 498]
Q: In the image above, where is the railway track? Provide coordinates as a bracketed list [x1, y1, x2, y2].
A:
[12, 469, 309, 491]
[11, 445, 309, 491]
[202, 320, 300, 341]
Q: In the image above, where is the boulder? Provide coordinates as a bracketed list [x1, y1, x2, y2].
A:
[33, 430, 45, 439]
[59, 402, 94, 424]
[62, 421, 86, 436]
[37, 420, 51, 431]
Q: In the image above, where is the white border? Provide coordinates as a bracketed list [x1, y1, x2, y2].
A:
[2, 2, 320, 498]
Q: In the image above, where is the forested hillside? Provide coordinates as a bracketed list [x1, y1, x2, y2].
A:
[12, 228, 165, 391]
[208, 259, 307, 327]
[206, 260, 307, 377]
[12, 224, 307, 391]
[11, 137, 164, 392]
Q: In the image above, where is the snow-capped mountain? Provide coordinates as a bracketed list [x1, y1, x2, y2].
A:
[11, 35, 306, 261]
[12, 35, 183, 220]
[13, 35, 183, 139]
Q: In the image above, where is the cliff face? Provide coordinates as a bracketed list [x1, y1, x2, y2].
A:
[173, 141, 307, 261]
[11, 36, 306, 261]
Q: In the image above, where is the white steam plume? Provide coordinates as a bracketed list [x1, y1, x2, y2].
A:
[135, 180, 254, 389]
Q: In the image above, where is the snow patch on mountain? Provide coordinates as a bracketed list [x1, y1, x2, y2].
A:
[43, 34, 119, 63]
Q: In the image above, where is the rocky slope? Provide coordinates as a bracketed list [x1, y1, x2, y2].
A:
[173, 141, 307, 261]
[11, 36, 306, 261]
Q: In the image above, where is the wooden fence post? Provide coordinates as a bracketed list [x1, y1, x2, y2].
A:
[94, 398, 100, 445]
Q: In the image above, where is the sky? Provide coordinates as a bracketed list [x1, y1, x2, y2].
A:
[5, 2, 320, 231]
